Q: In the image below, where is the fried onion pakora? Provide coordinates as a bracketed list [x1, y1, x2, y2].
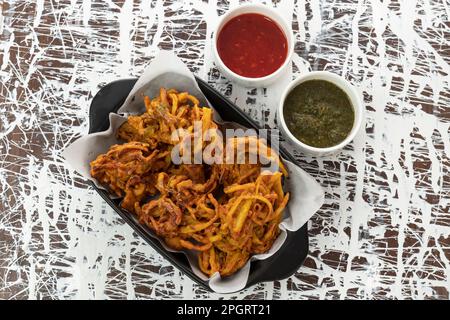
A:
[90, 141, 170, 211]
[117, 88, 218, 149]
[197, 170, 289, 277]
[90, 88, 290, 278]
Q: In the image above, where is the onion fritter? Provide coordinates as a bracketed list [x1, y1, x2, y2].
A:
[90, 88, 290, 278]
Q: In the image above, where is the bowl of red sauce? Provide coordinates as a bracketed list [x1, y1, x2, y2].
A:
[213, 4, 294, 87]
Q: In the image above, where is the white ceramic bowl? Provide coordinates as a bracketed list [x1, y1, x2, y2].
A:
[212, 4, 294, 88]
[277, 71, 364, 156]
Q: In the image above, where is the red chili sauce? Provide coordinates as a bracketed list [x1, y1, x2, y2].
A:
[217, 13, 288, 78]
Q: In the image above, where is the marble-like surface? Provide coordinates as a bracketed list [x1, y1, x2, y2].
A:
[0, 0, 449, 299]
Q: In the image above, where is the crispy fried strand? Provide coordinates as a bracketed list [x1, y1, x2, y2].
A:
[90, 88, 290, 278]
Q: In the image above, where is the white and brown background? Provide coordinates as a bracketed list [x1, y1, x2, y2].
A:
[0, 0, 449, 299]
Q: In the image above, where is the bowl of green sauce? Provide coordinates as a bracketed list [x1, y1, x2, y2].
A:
[278, 71, 363, 156]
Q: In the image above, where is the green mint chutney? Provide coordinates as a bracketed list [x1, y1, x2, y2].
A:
[283, 80, 355, 148]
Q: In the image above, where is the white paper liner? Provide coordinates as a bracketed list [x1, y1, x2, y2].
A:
[62, 51, 324, 293]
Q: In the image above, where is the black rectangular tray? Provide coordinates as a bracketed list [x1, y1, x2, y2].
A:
[88, 76, 309, 292]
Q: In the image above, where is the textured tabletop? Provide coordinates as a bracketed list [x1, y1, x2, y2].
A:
[0, 0, 449, 299]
